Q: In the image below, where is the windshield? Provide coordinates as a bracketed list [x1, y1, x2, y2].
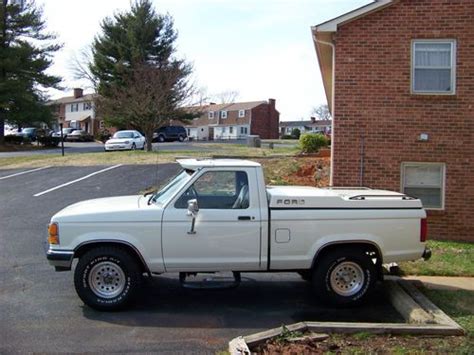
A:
[150, 170, 193, 206]
[113, 131, 134, 139]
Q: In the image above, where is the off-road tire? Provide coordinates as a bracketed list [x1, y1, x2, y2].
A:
[312, 247, 376, 306]
[74, 247, 141, 311]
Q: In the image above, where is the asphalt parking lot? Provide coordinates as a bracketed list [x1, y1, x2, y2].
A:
[0, 164, 402, 353]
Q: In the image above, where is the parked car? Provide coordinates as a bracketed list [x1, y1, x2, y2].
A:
[46, 158, 430, 311]
[104, 130, 146, 151]
[66, 130, 93, 142]
[153, 125, 187, 142]
[52, 128, 77, 140]
[16, 127, 38, 141]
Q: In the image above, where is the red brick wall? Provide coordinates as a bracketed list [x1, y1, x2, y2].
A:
[250, 100, 280, 139]
[332, 0, 474, 241]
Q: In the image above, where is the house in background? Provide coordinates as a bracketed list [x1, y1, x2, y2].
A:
[48, 88, 102, 135]
[185, 99, 279, 140]
[312, 0, 473, 241]
[279, 117, 331, 136]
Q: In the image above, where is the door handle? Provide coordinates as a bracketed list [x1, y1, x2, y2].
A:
[238, 216, 252, 221]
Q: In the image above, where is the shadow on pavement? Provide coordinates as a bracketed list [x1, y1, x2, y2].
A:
[82, 274, 404, 329]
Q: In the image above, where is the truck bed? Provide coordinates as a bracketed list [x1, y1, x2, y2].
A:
[266, 186, 423, 209]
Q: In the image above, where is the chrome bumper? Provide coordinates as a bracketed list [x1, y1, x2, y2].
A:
[46, 249, 74, 271]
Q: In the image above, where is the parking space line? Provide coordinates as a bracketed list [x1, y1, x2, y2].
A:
[0, 166, 51, 180]
[33, 164, 123, 197]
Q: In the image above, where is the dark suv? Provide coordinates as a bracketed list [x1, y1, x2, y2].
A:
[153, 126, 187, 142]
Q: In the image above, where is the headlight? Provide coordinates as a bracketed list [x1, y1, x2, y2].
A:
[105, 140, 110, 144]
[124, 140, 130, 144]
[48, 222, 59, 245]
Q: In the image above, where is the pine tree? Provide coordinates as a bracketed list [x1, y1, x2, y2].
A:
[89, 0, 194, 150]
[0, 0, 62, 143]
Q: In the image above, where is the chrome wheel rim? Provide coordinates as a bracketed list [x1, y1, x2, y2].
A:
[329, 261, 365, 296]
[88, 261, 126, 299]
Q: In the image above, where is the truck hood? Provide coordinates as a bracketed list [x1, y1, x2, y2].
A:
[52, 195, 160, 223]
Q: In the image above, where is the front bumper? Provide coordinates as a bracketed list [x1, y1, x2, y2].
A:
[46, 249, 74, 271]
[104, 144, 132, 151]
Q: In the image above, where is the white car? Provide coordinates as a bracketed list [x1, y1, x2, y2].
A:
[104, 130, 146, 151]
[46, 159, 430, 310]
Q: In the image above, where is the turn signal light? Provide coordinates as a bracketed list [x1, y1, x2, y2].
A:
[420, 218, 428, 242]
[48, 223, 59, 245]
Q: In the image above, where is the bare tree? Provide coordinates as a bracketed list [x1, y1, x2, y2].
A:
[96, 61, 195, 151]
[211, 90, 240, 104]
[69, 47, 98, 90]
[311, 104, 331, 120]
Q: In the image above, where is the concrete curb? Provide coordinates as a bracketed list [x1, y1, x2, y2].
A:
[228, 278, 465, 354]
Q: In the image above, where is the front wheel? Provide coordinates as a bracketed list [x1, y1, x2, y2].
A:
[312, 248, 376, 306]
[74, 247, 141, 311]
[157, 135, 165, 143]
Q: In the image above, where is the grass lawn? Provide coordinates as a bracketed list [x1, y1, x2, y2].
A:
[399, 240, 474, 277]
[0, 144, 299, 169]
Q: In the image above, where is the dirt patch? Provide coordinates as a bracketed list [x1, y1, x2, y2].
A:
[254, 334, 472, 354]
[289, 157, 330, 187]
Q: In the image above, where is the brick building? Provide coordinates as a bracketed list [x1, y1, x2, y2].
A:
[48, 88, 102, 135]
[312, 0, 473, 241]
[185, 99, 279, 140]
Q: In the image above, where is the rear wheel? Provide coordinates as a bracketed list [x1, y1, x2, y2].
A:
[312, 248, 376, 306]
[178, 135, 185, 142]
[158, 135, 165, 143]
[74, 247, 141, 311]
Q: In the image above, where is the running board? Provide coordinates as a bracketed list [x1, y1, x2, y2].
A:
[179, 272, 241, 289]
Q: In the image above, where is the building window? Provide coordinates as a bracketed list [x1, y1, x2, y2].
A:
[229, 126, 233, 134]
[238, 109, 245, 118]
[221, 111, 227, 119]
[70, 103, 79, 112]
[208, 111, 214, 119]
[83, 102, 92, 110]
[240, 127, 248, 135]
[412, 40, 456, 94]
[401, 163, 445, 209]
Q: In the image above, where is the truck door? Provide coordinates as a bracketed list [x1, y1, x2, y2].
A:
[161, 168, 262, 271]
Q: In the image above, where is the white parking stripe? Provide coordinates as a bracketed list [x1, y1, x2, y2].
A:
[33, 164, 123, 197]
[0, 166, 51, 180]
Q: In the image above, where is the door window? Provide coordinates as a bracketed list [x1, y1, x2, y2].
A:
[175, 171, 249, 209]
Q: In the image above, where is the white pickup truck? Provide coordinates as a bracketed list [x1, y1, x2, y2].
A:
[46, 159, 431, 310]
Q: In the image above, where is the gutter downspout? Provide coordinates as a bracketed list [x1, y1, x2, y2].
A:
[312, 34, 336, 186]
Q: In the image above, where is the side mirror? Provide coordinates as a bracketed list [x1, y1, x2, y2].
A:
[187, 199, 199, 217]
[187, 199, 199, 234]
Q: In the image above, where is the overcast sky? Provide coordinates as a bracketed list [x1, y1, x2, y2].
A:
[39, 0, 370, 121]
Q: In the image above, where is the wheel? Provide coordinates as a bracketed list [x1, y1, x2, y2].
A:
[178, 135, 184, 142]
[312, 247, 376, 306]
[74, 247, 141, 311]
[157, 135, 165, 143]
[131, 143, 136, 150]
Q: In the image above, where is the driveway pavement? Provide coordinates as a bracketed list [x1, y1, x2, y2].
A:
[0, 164, 401, 353]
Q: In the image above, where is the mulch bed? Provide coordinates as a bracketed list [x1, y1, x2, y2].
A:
[254, 334, 470, 354]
